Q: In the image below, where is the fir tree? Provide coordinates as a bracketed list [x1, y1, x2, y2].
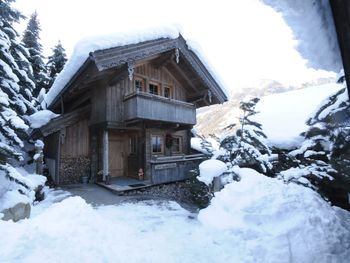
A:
[278, 87, 350, 209]
[46, 40, 67, 88]
[220, 97, 272, 174]
[22, 11, 48, 97]
[0, 0, 37, 190]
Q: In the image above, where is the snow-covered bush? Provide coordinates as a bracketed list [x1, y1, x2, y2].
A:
[278, 85, 350, 209]
[0, 0, 47, 213]
[219, 97, 273, 174]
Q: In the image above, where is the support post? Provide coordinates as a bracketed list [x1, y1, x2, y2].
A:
[34, 140, 44, 175]
[103, 130, 110, 184]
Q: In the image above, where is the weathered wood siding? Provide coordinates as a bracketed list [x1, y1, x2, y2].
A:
[144, 128, 189, 181]
[60, 119, 89, 157]
[151, 160, 198, 185]
[106, 79, 127, 122]
[124, 93, 196, 124]
[123, 63, 187, 100]
[90, 82, 107, 124]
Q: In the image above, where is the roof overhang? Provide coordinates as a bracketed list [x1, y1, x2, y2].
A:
[329, 0, 350, 96]
[49, 35, 227, 110]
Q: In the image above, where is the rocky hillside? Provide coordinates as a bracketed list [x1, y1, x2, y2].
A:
[195, 78, 335, 137]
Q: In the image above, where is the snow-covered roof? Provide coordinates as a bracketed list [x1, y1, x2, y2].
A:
[45, 26, 228, 108]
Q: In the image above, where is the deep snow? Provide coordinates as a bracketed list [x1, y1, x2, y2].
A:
[0, 168, 349, 263]
[44, 25, 227, 107]
[255, 83, 344, 149]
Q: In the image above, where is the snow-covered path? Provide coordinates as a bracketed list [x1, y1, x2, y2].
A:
[1, 170, 349, 263]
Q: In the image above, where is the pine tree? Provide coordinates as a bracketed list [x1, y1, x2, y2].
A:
[22, 11, 48, 97]
[0, 0, 37, 190]
[46, 40, 67, 88]
[278, 86, 350, 209]
[220, 97, 272, 174]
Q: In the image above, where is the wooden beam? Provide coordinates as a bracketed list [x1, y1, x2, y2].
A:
[166, 61, 199, 93]
[40, 106, 90, 136]
[103, 130, 109, 183]
[107, 66, 128, 86]
[330, 0, 350, 97]
[151, 51, 174, 68]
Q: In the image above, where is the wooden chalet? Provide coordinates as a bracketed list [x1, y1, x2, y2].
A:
[38, 34, 227, 188]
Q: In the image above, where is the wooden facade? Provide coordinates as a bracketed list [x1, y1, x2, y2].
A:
[38, 35, 227, 186]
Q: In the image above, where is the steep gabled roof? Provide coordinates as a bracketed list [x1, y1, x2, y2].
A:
[45, 27, 228, 108]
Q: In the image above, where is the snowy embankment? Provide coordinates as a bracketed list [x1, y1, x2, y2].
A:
[255, 83, 344, 149]
[1, 168, 349, 263]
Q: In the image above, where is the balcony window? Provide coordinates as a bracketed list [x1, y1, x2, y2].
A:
[164, 86, 171, 98]
[151, 135, 163, 154]
[135, 78, 144, 92]
[149, 83, 159, 95]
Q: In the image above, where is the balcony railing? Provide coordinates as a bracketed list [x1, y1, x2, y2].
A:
[124, 92, 196, 125]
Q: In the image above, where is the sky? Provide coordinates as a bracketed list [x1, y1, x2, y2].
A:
[13, 0, 336, 96]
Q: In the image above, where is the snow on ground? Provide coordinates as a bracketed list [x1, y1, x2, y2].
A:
[198, 159, 227, 185]
[255, 83, 344, 149]
[1, 168, 349, 263]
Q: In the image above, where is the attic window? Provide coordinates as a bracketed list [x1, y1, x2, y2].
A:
[149, 83, 159, 95]
[135, 78, 144, 92]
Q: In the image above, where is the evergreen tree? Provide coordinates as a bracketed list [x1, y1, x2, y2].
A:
[220, 98, 272, 174]
[22, 11, 48, 97]
[46, 40, 67, 88]
[278, 87, 350, 209]
[0, 0, 36, 190]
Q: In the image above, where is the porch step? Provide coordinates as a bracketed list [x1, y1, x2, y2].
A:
[96, 180, 153, 193]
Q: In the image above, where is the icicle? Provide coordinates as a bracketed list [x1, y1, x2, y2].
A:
[128, 62, 134, 81]
[208, 90, 212, 103]
[175, 48, 180, 64]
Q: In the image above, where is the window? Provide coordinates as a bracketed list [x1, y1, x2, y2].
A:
[149, 83, 159, 95]
[172, 136, 182, 153]
[151, 135, 163, 154]
[135, 78, 144, 92]
[163, 86, 171, 98]
[129, 136, 137, 154]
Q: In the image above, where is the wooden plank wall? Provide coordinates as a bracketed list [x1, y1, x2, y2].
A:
[132, 63, 187, 101]
[90, 82, 106, 124]
[106, 79, 126, 122]
[60, 119, 89, 157]
[144, 128, 188, 181]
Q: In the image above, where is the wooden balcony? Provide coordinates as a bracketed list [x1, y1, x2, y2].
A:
[124, 92, 196, 125]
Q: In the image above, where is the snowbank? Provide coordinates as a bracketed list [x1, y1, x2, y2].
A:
[0, 167, 46, 212]
[28, 110, 59, 129]
[198, 167, 350, 262]
[255, 83, 343, 148]
[1, 180, 349, 262]
[198, 159, 227, 185]
[45, 25, 227, 107]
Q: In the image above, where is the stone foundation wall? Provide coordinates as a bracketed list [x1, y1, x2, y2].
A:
[59, 156, 90, 185]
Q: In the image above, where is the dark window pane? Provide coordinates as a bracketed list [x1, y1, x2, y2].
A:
[164, 87, 170, 98]
[149, 84, 158, 95]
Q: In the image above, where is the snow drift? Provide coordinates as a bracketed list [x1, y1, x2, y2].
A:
[198, 167, 350, 262]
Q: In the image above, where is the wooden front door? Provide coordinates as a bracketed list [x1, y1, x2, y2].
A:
[109, 134, 128, 177]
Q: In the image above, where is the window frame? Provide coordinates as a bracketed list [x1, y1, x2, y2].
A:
[134, 77, 145, 93]
[163, 86, 172, 98]
[148, 82, 160, 95]
[151, 134, 164, 154]
[171, 136, 182, 153]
